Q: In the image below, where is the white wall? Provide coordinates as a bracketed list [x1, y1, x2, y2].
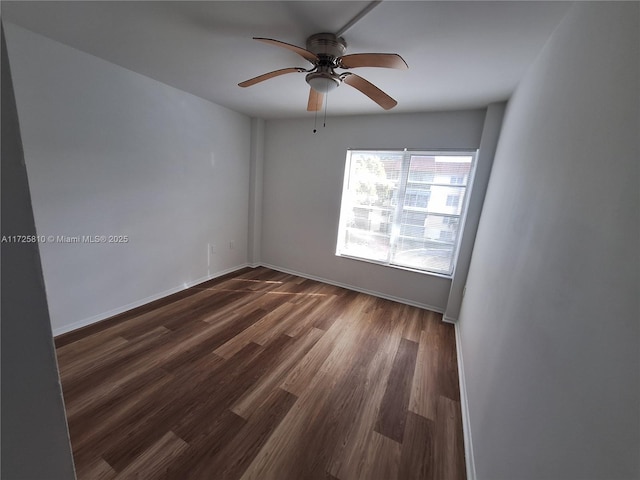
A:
[5, 23, 252, 334]
[445, 102, 505, 322]
[1, 24, 75, 479]
[458, 2, 639, 479]
[262, 110, 485, 311]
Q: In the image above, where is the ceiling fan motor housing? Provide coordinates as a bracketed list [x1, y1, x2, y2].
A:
[306, 33, 347, 60]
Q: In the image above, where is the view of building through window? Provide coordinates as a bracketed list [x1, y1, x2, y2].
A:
[336, 149, 476, 275]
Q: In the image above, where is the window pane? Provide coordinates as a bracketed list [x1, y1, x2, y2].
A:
[337, 151, 400, 262]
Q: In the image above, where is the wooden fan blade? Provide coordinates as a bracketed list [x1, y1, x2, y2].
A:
[307, 88, 324, 111]
[342, 73, 398, 110]
[254, 37, 318, 64]
[238, 67, 304, 87]
[338, 53, 408, 70]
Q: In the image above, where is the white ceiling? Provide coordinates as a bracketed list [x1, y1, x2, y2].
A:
[2, 1, 571, 119]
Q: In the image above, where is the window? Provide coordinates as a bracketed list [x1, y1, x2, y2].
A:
[446, 195, 460, 207]
[336, 149, 476, 276]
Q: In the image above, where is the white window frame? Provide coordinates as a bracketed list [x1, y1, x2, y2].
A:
[335, 148, 477, 277]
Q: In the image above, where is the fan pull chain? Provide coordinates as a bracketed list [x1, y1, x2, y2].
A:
[313, 79, 330, 133]
[313, 84, 323, 133]
[323, 88, 328, 128]
[313, 106, 318, 134]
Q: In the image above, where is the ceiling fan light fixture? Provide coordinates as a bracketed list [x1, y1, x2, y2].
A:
[306, 72, 341, 93]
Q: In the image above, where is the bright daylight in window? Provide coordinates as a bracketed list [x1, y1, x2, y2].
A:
[336, 149, 476, 276]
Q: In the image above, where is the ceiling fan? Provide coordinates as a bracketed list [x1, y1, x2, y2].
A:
[238, 33, 408, 111]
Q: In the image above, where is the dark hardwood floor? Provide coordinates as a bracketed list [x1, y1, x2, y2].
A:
[55, 267, 466, 479]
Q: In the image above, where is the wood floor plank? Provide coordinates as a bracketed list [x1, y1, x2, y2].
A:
[75, 458, 117, 480]
[312, 289, 360, 331]
[158, 307, 269, 370]
[252, 297, 324, 345]
[440, 323, 462, 401]
[159, 409, 247, 480]
[94, 287, 233, 342]
[100, 341, 268, 471]
[56, 334, 129, 367]
[189, 388, 298, 479]
[213, 302, 296, 359]
[66, 365, 174, 437]
[56, 267, 465, 480]
[199, 291, 266, 324]
[113, 430, 189, 479]
[434, 396, 466, 480]
[401, 304, 424, 343]
[280, 293, 372, 397]
[63, 319, 231, 416]
[60, 325, 173, 399]
[159, 291, 253, 332]
[341, 430, 402, 480]
[284, 295, 335, 336]
[375, 337, 420, 442]
[231, 327, 324, 419]
[409, 312, 457, 420]
[399, 412, 436, 480]
[170, 336, 293, 446]
[278, 319, 347, 397]
[90, 347, 233, 472]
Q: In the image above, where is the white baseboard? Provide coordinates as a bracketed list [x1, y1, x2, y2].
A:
[259, 263, 445, 313]
[454, 321, 476, 480]
[442, 314, 458, 324]
[52, 263, 250, 336]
